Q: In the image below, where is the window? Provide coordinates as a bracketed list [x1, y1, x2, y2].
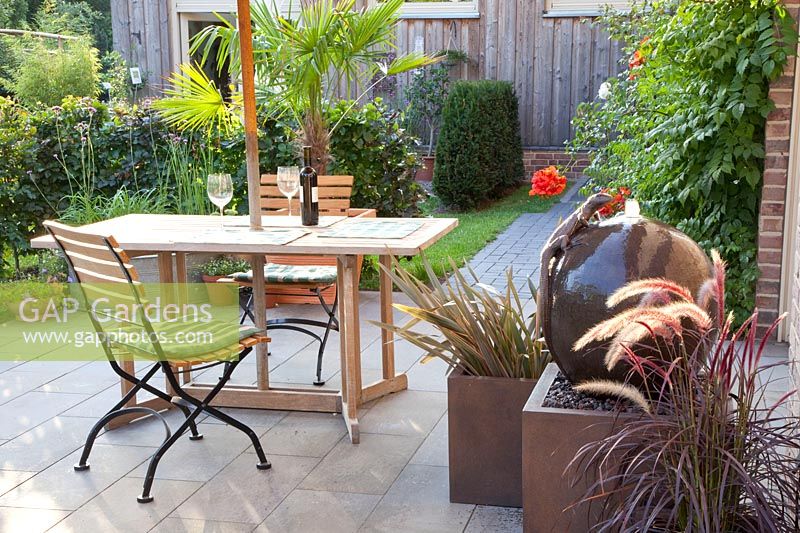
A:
[546, 0, 630, 16]
[372, 1, 479, 19]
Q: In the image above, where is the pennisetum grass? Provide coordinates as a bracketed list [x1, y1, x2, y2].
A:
[570, 251, 800, 532]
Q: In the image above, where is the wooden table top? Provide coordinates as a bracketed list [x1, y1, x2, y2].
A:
[31, 214, 459, 256]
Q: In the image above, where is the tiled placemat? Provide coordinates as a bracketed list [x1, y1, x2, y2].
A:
[178, 228, 309, 245]
[319, 220, 425, 239]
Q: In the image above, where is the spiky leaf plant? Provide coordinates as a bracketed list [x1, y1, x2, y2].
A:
[571, 251, 800, 532]
[373, 255, 550, 380]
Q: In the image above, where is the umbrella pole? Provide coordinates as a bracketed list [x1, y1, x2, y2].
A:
[237, 0, 261, 231]
[237, 0, 269, 391]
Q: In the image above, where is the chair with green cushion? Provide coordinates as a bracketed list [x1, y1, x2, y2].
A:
[44, 220, 272, 504]
[222, 174, 375, 386]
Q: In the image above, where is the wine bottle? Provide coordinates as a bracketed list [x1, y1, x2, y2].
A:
[299, 146, 319, 226]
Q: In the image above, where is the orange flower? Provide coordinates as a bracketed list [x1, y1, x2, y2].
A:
[629, 50, 645, 70]
[530, 166, 567, 197]
[597, 187, 631, 217]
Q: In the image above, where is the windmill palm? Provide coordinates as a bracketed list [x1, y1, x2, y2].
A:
[155, 0, 438, 172]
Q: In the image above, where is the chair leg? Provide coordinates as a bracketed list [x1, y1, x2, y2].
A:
[115, 362, 202, 441]
[138, 355, 270, 503]
[313, 287, 338, 386]
[74, 362, 161, 471]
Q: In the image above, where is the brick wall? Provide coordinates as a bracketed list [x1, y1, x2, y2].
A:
[523, 149, 588, 180]
[759, 19, 797, 338]
[784, 0, 800, 416]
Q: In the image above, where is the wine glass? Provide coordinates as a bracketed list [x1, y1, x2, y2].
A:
[277, 166, 300, 217]
[207, 173, 233, 229]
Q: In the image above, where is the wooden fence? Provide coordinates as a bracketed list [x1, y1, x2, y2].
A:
[112, 0, 624, 147]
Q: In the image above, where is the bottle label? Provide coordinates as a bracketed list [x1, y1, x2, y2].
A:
[311, 187, 319, 203]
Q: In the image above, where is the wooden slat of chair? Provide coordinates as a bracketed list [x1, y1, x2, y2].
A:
[260, 174, 354, 217]
[44, 221, 139, 284]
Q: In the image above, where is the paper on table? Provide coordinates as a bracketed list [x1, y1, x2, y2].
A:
[177, 228, 310, 246]
[319, 219, 424, 239]
[222, 215, 345, 228]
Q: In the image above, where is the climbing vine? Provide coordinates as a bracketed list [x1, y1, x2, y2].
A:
[571, 0, 797, 321]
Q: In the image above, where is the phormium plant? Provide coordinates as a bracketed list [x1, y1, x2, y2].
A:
[571, 252, 800, 532]
[374, 254, 550, 379]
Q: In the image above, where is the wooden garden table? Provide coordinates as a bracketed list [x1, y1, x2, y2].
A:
[31, 214, 457, 443]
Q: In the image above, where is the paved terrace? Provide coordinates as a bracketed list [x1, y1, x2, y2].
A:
[0, 189, 793, 532]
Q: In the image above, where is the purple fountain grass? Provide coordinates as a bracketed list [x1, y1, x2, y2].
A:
[569, 252, 800, 532]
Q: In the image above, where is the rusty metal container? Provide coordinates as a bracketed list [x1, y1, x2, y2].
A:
[448, 368, 537, 507]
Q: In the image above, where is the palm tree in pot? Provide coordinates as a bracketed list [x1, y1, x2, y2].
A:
[156, 0, 437, 173]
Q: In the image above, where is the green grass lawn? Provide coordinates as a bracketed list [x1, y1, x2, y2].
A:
[360, 183, 562, 289]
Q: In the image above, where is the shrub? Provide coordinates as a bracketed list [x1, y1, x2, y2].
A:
[14, 38, 99, 107]
[570, 0, 796, 322]
[329, 99, 423, 216]
[433, 80, 524, 209]
[0, 97, 37, 273]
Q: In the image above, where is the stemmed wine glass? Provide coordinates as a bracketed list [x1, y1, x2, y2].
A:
[207, 173, 233, 230]
[277, 166, 300, 217]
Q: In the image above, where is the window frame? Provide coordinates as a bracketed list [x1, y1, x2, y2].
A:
[544, 0, 630, 18]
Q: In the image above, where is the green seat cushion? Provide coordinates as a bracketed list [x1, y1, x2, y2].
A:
[231, 263, 338, 285]
[112, 321, 262, 362]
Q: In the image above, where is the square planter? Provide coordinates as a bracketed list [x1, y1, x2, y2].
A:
[522, 363, 638, 532]
[448, 367, 537, 507]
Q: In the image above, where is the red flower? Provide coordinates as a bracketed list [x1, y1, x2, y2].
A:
[530, 166, 567, 197]
[597, 187, 631, 217]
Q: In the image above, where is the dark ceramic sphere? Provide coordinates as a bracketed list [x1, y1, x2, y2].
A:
[544, 215, 713, 385]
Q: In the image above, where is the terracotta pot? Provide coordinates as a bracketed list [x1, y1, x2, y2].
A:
[201, 275, 237, 306]
[448, 367, 537, 507]
[522, 364, 639, 532]
[416, 155, 436, 182]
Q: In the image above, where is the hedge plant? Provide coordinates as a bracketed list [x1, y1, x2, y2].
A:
[329, 99, 422, 217]
[570, 0, 797, 322]
[0, 96, 423, 274]
[433, 80, 524, 209]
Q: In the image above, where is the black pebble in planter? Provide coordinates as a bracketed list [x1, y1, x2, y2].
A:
[448, 367, 536, 507]
[522, 363, 639, 532]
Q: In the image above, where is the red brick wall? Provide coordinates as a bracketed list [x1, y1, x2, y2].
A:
[523, 149, 589, 180]
[758, 3, 798, 338]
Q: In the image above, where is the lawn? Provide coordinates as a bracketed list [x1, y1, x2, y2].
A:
[360, 183, 563, 289]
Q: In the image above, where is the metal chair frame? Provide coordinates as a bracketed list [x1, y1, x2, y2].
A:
[45, 221, 271, 504]
[238, 284, 339, 386]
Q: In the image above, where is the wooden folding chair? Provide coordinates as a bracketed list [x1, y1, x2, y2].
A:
[224, 175, 375, 386]
[44, 220, 272, 504]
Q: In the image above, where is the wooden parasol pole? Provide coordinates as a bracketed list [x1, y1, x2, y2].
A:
[236, 0, 262, 231]
[237, 0, 269, 391]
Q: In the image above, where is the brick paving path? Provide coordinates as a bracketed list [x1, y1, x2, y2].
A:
[465, 179, 586, 298]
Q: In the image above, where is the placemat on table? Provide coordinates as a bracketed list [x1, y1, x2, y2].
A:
[178, 228, 309, 246]
[319, 219, 424, 239]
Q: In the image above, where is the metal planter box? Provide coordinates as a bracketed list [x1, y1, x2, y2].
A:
[447, 368, 537, 507]
[522, 363, 638, 532]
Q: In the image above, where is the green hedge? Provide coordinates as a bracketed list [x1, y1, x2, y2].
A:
[0, 96, 422, 273]
[433, 81, 524, 209]
[329, 99, 422, 217]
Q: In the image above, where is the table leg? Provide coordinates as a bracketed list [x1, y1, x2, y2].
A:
[158, 252, 177, 395]
[338, 255, 361, 443]
[251, 254, 269, 390]
[379, 256, 395, 380]
[359, 257, 408, 404]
